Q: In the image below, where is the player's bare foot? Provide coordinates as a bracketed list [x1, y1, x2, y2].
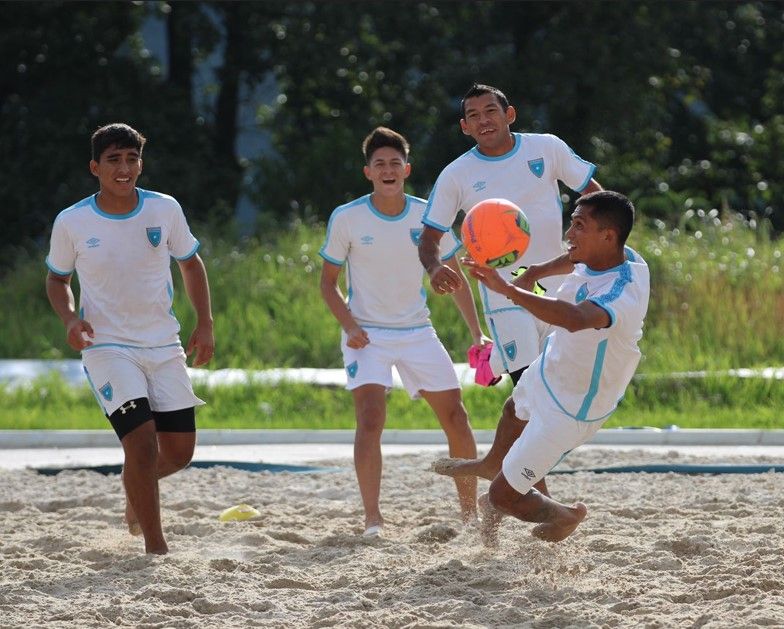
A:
[531, 502, 587, 543]
[478, 492, 503, 548]
[431, 457, 496, 481]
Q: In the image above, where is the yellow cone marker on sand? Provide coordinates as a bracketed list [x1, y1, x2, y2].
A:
[218, 504, 261, 522]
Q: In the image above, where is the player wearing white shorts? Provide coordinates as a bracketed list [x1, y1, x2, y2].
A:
[320, 127, 487, 536]
[45, 123, 214, 555]
[434, 191, 649, 545]
[419, 83, 603, 384]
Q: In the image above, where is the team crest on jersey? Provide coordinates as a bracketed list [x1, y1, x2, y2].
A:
[146, 227, 162, 247]
[346, 361, 358, 378]
[528, 158, 545, 178]
[472, 181, 487, 192]
[503, 341, 517, 361]
[99, 382, 113, 401]
[575, 283, 589, 303]
[409, 228, 423, 246]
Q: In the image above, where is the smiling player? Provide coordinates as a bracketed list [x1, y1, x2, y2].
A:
[45, 123, 214, 554]
[320, 127, 487, 536]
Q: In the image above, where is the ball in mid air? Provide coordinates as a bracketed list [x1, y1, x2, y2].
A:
[460, 198, 531, 268]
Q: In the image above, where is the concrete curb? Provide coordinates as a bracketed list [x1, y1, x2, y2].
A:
[2, 428, 784, 449]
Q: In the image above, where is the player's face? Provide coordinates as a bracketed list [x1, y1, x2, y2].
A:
[565, 205, 611, 264]
[89, 145, 142, 198]
[460, 93, 516, 154]
[363, 147, 410, 197]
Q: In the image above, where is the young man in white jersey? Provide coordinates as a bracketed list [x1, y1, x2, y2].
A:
[434, 191, 649, 545]
[320, 127, 487, 536]
[46, 123, 214, 555]
[419, 83, 603, 386]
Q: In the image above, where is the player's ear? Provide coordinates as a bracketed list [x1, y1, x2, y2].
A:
[506, 106, 517, 125]
[460, 119, 470, 135]
[403, 162, 411, 178]
[138, 157, 143, 174]
[89, 160, 99, 177]
[363, 165, 372, 181]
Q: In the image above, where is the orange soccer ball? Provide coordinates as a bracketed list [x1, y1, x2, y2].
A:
[460, 198, 531, 268]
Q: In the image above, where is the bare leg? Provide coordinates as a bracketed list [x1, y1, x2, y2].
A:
[120, 421, 168, 554]
[433, 396, 549, 496]
[124, 431, 195, 535]
[489, 473, 586, 543]
[351, 385, 387, 532]
[420, 389, 477, 523]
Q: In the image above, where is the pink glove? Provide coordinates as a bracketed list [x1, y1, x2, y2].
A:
[467, 343, 502, 387]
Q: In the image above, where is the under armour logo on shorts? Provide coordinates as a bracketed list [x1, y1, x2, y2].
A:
[119, 400, 137, 415]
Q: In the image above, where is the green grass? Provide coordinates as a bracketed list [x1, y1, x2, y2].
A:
[2, 211, 782, 429]
[1, 373, 782, 430]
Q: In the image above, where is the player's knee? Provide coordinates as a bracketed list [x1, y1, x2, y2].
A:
[110, 397, 153, 441]
[164, 447, 193, 471]
[355, 402, 385, 434]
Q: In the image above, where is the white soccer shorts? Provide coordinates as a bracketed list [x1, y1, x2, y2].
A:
[341, 326, 460, 399]
[486, 307, 553, 376]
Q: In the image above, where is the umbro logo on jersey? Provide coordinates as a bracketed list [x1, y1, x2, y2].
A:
[528, 158, 545, 178]
[472, 181, 487, 192]
[146, 226, 162, 247]
[576, 283, 589, 303]
[86, 237, 101, 248]
[522, 467, 536, 480]
[360, 235, 374, 245]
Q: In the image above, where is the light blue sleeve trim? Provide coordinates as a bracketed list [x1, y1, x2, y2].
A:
[576, 163, 597, 192]
[422, 217, 451, 232]
[45, 258, 73, 276]
[440, 241, 462, 261]
[319, 251, 345, 266]
[173, 240, 200, 261]
[587, 298, 616, 327]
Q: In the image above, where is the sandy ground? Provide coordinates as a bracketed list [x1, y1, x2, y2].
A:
[1, 447, 783, 628]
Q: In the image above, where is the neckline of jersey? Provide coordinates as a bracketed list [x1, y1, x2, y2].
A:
[89, 188, 145, 220]
[470, 133, 522, 162]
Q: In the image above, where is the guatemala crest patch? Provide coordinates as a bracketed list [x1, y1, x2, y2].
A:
[575, 283, 589, 303]
[99, 382, 113, 401]
[409, 228, 423, 246]
[346, 361, 358, 379]
[503, 341, 517, 361]
[528, 158, 545, 178]
[146, 227, 162, 247]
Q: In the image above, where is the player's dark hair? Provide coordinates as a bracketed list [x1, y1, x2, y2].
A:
[362, 127, 410, 163]
[91, 123, 146, 161]
[461, 84, 510, 118]
[577, 190, 635, 245]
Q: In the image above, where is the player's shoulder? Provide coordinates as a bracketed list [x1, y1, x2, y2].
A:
[53, 195, 94, 225]
[406, 194, 428, 209]
[520, 132, 566, 148]
[138, 188, 181, 209]
[624, 246, 648, 269]
[328, 194, 370, 221]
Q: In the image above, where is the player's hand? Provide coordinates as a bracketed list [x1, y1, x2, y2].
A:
[346, 325, 369, 349]
[461, 257, 510, 294]
[428, 263, 462, 294]
[186, 321, 215, 367]
[65, 317, 94, 351]
[473, 333, 493, 348]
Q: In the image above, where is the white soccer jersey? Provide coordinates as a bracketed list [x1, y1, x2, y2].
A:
[320, 194, 460, 329]
[46, 188, 200, 349]
[423, 132, 596, 313]
[534, 247, 650, 422]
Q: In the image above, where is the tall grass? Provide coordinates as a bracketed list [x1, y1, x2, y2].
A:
[6, 211, 782, 374]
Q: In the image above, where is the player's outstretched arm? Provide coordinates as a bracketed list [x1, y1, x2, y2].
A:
[419, 226, 462, 295]
[463, 260, 610, 332]
[46, 271, 94, 351]
[319, 261, 368, 349]
[513, 253, 575, 291]
[444, 256, 490, 347]
[177, 254, 214, 366]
